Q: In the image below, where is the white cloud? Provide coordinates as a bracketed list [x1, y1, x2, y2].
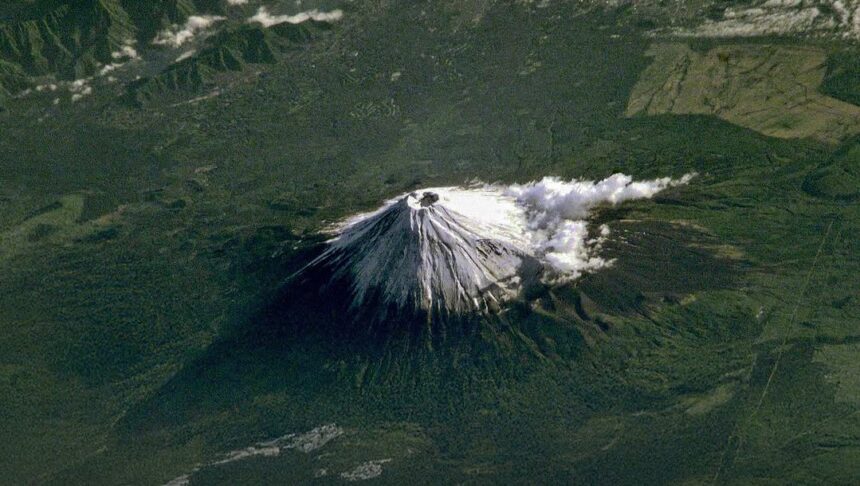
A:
[69, 78, 93, 102]
[247, 6, 344, 27]
[97, 42, 141, 77]
[340, 459, 393, 482]
[28, 77, 96, 103]
[502, 173, 694, 279]
[99, 63, 120, 75]
[29, 47, 136, 104]
[505, 173, 695, 224]
[111, 44, 139, 60]
[153, 15, 226, 47]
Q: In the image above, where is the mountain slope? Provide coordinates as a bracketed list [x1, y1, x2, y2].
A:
[119, 0, 198, 43]
[0, 0, 221, 83]
[0, 0, 135, 79]
[0, 58, 30, 109]
[124, 20, 331, 105]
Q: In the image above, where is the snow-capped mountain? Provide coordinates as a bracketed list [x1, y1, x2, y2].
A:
[302, 188, 535, 318]
[294, 174, 694, 323]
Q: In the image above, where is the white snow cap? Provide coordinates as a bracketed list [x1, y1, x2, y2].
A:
[308, 173, 694, 315]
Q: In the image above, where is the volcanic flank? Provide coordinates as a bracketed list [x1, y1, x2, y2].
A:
[292, 173, 695, 325]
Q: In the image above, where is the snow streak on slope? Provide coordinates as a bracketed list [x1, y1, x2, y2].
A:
[303, 173, 694, 317]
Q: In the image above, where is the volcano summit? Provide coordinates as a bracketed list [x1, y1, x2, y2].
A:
[304, 187, 534, 318]
[294, 173, 694, 322]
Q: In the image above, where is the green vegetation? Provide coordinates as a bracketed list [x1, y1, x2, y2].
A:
[0, 57, 29, 108]
[821, 47, 860, 107]
[0, 1, 858, 485]
[0, 0, 134, 78]
[125, 20, 330, 105]
[0, 0, 222, 84]
[803, 139, 860, 201]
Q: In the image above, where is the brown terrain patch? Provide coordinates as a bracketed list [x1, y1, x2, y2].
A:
[626, 43, 860, 144]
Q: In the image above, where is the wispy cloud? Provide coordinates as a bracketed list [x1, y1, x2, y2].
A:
[504, 173, 695, 278]
[111, 44, 139, 60]
[99, 41, 141, 75]
[340, 459, 393, 481]
[69, 79, 93, 102]
[247, 6, 344, 27]
[153, 15, 226, 47]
